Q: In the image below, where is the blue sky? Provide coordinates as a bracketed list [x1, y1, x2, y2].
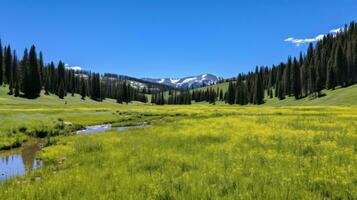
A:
[0, 0, 356, 78]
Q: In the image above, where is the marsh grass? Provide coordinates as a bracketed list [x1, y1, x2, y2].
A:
[0, 105, 356, 199]
[0, 86, 356, 199]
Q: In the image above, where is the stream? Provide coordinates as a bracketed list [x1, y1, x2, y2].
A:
[0, 123, 150, 183]
[76, 123, 150, 135]
[0, 140, 43, 183]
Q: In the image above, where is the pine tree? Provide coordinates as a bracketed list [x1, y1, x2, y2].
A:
[71, 71, 75, 96]
[57, 61, 66, 96]
[28, 45, 41, 98]
[1, 21, 357, 105]
[300, 61, 309, 97]
[275, 65, 285, 100]
[335, 44, 348, 87]
[160, 92, 165, 105]
[122, 82, 129, 103]
[58, 80, 65, 99]
[39, 52, 44, 86]
[21, 48, 30, 95]
[4, 45, 12, 85]
[308, 63, 316, 96]
[305, 43, 315, 96]
[291, 57, 301, 99]
[284, 57, 292, 95]
[227, 81, 235, 104]
[0, 40, 3, 85]
[93, 73, 101, 101]
[44, 73, 50, 95]
[116, 84, 123, 104]
[209, 88, 216, 104]
[13, 51, 19, 97]
[49, 62, 56, 93]
[327, 64, 337, 89]
[80, 78, 86, 100]
[253, 67, 264, 104]
[151, 92, 156, 104]
[346, 39, 353, 85]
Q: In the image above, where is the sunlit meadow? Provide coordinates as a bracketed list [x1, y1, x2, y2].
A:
[0, 104, 356, 199]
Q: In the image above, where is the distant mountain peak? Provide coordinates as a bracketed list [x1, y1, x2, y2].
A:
[142, 73, 219, 88]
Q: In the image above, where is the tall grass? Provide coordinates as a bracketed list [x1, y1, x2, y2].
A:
[0, 105, 356, 199]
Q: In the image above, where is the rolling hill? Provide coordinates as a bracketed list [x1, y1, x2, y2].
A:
[1, 80, 356, 106]
[191, 81, 357, 106]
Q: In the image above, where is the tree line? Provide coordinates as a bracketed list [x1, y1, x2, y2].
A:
[225, 22, 357, 105]
[151, 87, 225, 105]
[151, 21, 357, 106]
[151, 89, 192, 105]
[0, 42, 147, 103]
[191, 88, 224, 104]
[2, 21, 357, 106]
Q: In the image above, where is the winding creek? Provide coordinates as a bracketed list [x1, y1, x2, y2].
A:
[0, 123, 150, 183]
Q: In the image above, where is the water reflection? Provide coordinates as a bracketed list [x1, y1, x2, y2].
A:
[76, 124, 112, 135]
[0, 141, 43, 183]
[1, 123, 151, 182]
[77, 123, 150, 135]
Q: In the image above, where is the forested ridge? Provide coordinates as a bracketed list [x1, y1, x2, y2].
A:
[224, 22, 357, 105]
[151, 22, 357, 105]
[0, 43, 147, 103]
[2, 22, 357, 105]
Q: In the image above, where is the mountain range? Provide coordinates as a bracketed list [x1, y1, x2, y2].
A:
[142, 74, 219, 88]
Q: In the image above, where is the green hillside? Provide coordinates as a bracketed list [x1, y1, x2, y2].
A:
[264, 84, 357, 106]
[2, 80, 356, 107]
[191, 82, 357, 106]
[0, 87, 106, 107]
[0, 85, 146, 107]
[192, 81, 230, 93]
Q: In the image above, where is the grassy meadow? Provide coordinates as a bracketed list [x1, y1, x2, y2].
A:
[0, 91, 356, 199]
[0, 85, 153, 150]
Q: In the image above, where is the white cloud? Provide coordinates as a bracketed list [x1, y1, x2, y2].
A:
[285, 27, 343, 46]
[66, 66, 82, 71]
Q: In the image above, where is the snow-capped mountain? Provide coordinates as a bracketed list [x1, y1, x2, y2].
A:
[142, 74, 219, 88]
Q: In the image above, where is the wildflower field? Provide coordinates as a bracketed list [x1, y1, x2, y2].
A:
[0, 103, 356, 199]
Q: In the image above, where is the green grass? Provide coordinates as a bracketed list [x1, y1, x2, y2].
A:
[0, 106, 356, 199]
[0, 84, 356, 199]
[0, 86, 149, 149]
[1, 83, 357, 149]
[191, 82, 357, 106]
[192, 81, 230, 93]
[265, 84, 357, 106]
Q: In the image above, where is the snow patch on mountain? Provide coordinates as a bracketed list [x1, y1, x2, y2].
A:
[142, 73, 219, 88]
